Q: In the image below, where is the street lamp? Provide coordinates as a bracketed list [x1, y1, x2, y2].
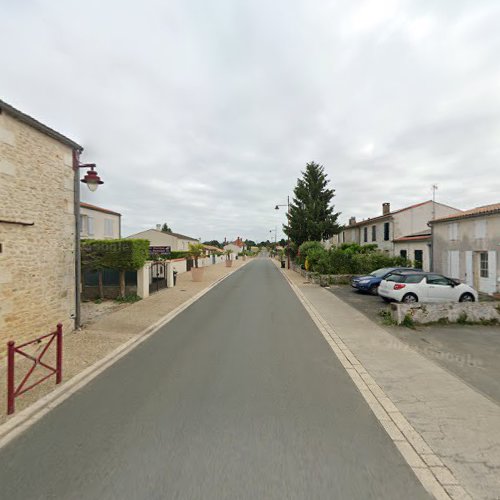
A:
[80, 163, 104, 192]
[73, 154, 104, 330]
[275, 196, 290, 269]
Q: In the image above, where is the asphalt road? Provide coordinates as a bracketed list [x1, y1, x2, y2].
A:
[0, 259, 430, 500]
[328, 285, 500, 405]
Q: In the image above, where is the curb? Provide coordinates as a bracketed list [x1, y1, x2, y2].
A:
[0, 260, 251, 449]
[278, 265, 471, 500]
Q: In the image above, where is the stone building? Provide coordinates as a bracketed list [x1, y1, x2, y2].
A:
[0, 99, 82, 353]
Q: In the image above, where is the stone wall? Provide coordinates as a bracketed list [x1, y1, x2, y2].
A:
[0, 111, 76, 355]
[390, 302, 500, 325]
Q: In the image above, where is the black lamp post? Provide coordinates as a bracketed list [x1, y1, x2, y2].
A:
[275, 196, 290, 269]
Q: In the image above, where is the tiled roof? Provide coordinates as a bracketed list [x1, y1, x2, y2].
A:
[80, 202, 121, 216]
[0, 98, 82, 150]
[394, 230, 431, 242]
[430, 203, 500, 223]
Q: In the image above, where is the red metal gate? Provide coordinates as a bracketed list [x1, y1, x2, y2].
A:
[7, 323, 63, 415]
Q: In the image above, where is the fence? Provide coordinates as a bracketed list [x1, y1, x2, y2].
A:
[7, 323, 63, 415]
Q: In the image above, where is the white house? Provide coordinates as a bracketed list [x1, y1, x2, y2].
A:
[126, 227, 199, 251]
[429, 203, 500, 295]
[80, 202, 121, 239]
[223, 237, 246, 256]
[328, 201, 462, 270]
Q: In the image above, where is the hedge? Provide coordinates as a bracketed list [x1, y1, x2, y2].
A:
[81, 239, 150, 271]
[298, 240, 411, 275]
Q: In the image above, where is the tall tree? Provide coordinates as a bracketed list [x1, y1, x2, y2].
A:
[161, 222, 172, 233]
[285, 162, 341, 246]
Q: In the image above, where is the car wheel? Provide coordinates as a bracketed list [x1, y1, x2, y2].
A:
[369, 284, 379, 295]
[459, 293, 475, 302]
[402, 293, 418, 304]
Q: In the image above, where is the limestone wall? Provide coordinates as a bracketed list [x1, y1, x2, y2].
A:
[0, 111, 76, 355]
[390, 302, 500, 325]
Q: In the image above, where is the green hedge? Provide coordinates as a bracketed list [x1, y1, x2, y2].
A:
[298, 240, 411, 275]
[81, 239, 150, 271]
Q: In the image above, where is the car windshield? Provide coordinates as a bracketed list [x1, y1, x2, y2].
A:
[385, 273, 405, 282]
[370, 268, 393, 278]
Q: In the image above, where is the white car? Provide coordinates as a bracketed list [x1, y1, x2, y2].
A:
[378, 272, 479, 304]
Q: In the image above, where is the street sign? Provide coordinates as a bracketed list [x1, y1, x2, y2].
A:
[150, 246, 171, 256]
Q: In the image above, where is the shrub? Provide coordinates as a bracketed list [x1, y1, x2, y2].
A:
[297, 241, 325, 266]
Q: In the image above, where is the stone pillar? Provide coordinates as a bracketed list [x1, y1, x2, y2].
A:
[166, 262, 175, 287]
[137, 263, 150, 299]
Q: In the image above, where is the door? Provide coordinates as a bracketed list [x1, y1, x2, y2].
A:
[447, 250, 459, 279]
[465, 251, 473, 286]
[426, 274, 456, 302]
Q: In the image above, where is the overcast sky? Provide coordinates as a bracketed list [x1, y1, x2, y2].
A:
[2, 0, 499, 242]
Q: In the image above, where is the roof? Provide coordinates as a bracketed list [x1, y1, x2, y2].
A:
[346, 200, 459, 228]
[394, 230, 431, 242]
[203, 244, 223, 252]
[0, 98, 82, 150]
[232, 237, 245, 247]
[168, 231, 199, 241]
[429, 202, 500, 224]
[80, 202, 121, 216]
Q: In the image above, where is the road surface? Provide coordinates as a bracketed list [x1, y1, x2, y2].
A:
[0, 259, 430, 499]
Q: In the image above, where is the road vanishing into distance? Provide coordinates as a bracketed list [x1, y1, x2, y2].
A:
[0, 259, 430, 499]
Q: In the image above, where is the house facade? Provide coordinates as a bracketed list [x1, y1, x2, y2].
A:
[429, 203, 500, 295]
[0, 99, 82, 352]
[223, 237, 246, 256]
[126, 227, 199, 251]
[80, 202, 121, 239]
[329, 201, 462, 270]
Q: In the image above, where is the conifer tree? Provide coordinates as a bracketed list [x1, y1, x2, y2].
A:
[285, 162, 341, 246]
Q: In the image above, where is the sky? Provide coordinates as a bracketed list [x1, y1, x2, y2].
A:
[2, 0, 500, 242]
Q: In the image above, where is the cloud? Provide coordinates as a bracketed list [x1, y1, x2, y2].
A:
[1, 0, 499, 241]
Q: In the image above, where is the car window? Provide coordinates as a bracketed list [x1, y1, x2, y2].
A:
[385, 274, 405, 283]
[426, 274, 451, 286]
[370, 268, 392, 278]
[403, 274, 425, 284]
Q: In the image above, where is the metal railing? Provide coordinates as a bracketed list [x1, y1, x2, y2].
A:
[7, 324, 63, 415]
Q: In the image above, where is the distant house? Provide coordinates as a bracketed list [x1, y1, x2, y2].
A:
[223, 237, 246, 256]
[126, 226, 199, 251]
[80, 202, 121, 239]
[429, 203, 499, 295]
[328, 201, 462, 270]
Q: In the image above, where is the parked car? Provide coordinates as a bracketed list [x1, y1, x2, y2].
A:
[351, 267, 423, 295]
[378, 272, 478, 303]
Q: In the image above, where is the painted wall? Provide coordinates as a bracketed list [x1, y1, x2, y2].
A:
[80, 206, 120, 239]
[432, 214, 500, 294]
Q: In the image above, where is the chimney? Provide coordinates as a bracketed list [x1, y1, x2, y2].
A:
[382, 203, 391, 215]
[156, 224, 161, 231]
[348, 216, 356, 225]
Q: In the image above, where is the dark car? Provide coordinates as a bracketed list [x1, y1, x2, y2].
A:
[351, 267, 423, 294]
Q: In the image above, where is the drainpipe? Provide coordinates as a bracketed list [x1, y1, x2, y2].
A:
[73, 149, 82, 330]
[429, 221, 434, 272]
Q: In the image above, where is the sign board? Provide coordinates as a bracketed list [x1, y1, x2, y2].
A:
[150, 246, 171, 256]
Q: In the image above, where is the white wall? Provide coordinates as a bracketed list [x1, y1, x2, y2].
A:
[80, 206, 120, 239]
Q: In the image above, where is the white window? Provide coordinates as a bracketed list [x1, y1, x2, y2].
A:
[480, 252, 488, 278]
[475, 220, 486, 239]
[87, 216, 94, 236]
[80, 215, 88, 236]
[448, 223, 458, 241]
[104, 219, 114, 237]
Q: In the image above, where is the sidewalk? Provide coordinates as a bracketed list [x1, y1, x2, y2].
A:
[283, 266, 500, 500]
[0, 259, 248, 425]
